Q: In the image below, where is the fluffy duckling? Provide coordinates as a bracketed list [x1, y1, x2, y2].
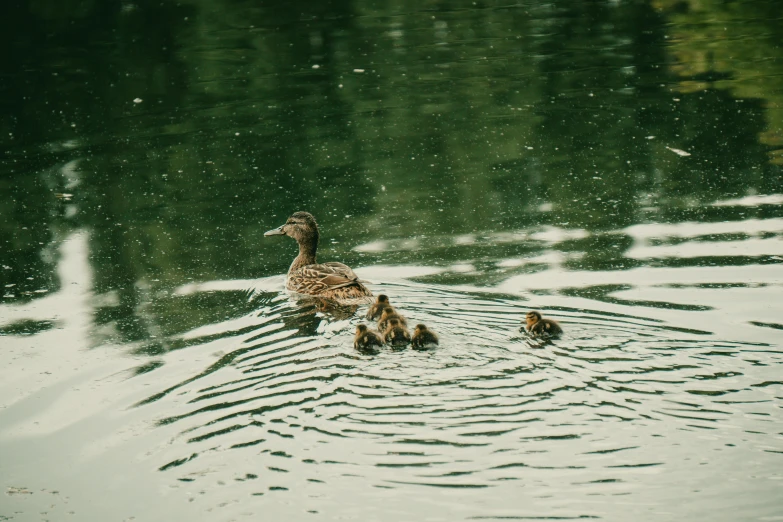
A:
[264, 211, 373, 303]
[366, 294, 391, 320]
[524, 310, 563, 337]
[383, 317, 411, 347]
[378, 307, 407, 332]
[354, 324, 384, 351]
[411, 324, 439, 349]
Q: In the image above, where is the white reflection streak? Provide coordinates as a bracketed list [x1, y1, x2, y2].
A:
[624, 217, 783, 239]
[0, 231, 93, 414]
[627, 237, 783, 259]
[0, 231, 92, 334]
[712, 194, 783, 207]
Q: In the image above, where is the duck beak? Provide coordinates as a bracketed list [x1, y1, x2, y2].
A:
[264, 225, 285, 236]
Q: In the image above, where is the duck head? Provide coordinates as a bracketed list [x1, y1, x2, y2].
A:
[525, 311, 542, 330]
[265, 211, 320, 245]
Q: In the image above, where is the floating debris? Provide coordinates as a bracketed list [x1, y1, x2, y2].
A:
[666, 146, 691, 157]
[133, 98, 143, 104]
[353, 69, 365, 73]
[7, 486, 33, 495]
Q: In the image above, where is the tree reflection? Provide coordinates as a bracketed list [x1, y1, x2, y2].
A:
[0, 0, 780, 342]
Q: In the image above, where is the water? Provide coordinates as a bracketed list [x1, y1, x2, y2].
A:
[1, 0, 783, 520]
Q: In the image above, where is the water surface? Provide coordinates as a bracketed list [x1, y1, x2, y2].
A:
[1, 0, 782, 520]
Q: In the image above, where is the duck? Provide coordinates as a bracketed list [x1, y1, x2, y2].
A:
[524, 310, 563, 337]
[366, 294, 391, 320]
[383, 317, 411, 347]
[411, 324, 439, 349]
[378, 306, 407, 332]
[354, 324, 384, 351]
[264, 211, 373, 302]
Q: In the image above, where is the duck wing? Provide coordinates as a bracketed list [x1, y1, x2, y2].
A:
[319, 262, 363, 286]
[288, 262, 371, 296]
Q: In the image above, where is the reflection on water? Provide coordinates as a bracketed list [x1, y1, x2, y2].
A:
[1, 0, 783, 520]
[1, 212, 781, 519]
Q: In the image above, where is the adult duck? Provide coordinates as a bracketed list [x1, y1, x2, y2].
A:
[264, 211, 373, 302]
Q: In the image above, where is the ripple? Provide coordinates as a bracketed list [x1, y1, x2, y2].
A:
[125, 277, 782, 510]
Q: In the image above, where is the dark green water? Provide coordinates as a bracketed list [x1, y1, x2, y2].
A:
[1, 0, 782, 520]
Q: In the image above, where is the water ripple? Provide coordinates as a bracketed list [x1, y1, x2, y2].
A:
[128, 277, 782, 511]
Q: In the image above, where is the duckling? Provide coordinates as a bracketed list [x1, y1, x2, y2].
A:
[378, 306, 407, 332]
[411, 324, 439, 349]
[524, 310, 563, 337]
[366, 294, 391, 320]
[383, 317, 411, 347]
[354, 324, 384, 351]
[264, 211, 373, 303]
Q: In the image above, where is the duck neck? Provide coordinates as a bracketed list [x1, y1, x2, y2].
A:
[289, 236, 318, 274]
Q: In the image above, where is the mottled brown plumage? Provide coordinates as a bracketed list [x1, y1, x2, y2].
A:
[354, 324, 384, 351]
[366, 294, 391, 320]
[264, 211, 373, 303]
[411, 324, 439, 348]
[383, 318, 411, 347]
[378, 307, 407, 332]
[524, 310, 563, 337]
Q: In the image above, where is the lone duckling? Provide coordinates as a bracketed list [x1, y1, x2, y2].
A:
[411, 324, 439, 349]
[524, 311, 563, 337]
[383, 317, 411, 347]
[366, 294, 391, 320]
[354, 324, 385, 351]
[264, 211, 373, 303]
[378, 307, 407, 332]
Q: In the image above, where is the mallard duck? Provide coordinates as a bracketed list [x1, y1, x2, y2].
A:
[366, 294, 391, 320]
[378, 307, 407, 332]
[524, 311, 563, 337]
[354, 324, 384, 351]
[264, 211, 373, 302]
[411, 324, 439, 348]
[383, 317, 411, 347]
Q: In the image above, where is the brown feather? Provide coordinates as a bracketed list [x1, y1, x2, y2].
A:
[366, 295, 391, 320]
[378, 307, 407, 332]
[412, 324, 439, 348]
[286, 262, 372, 299]
[383, 318, 411, 346]
[525, 311, 563, 337]
[354, 324, 384, 351]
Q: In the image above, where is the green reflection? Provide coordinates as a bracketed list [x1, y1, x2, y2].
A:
[0, 0, 781, 341]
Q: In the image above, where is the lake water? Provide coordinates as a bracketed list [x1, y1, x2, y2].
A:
[1, 0, 782, 520]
